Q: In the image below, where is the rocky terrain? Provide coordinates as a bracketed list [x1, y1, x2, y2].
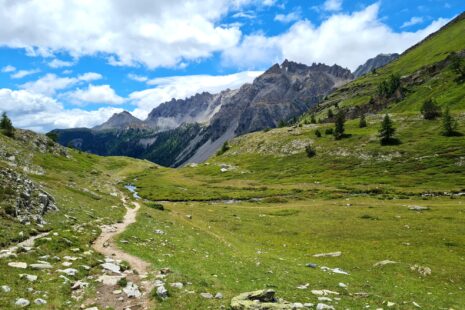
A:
[352, 53, 399, 78]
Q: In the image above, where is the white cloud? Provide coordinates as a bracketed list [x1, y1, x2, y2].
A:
[20, 72, 102, 96]
[1, 65, 16, 73]
[222, 3, 450, 71]
[68, 84, 125, 105]
[48, 58, 75, 68]
[274, 12, 301, 23]
[129, 71, 263, 119]
[11, 69, 40, 79]
[401, 16, 424, 28]
[0, 0, 252, 69]
[0, 88, 122, 132]
[128, 74, 149, 83]
[323, 0, 343, 12]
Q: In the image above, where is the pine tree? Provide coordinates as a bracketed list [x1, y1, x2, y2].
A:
[310, 114, 316, 124]
[334, 110, 345, 140]
[315, 129, 321, 138]
[359, 114, 367, 128]
[441, 107, 458, 137]
[0, 112, 14, 138]
[379, 114, 396, 145]
[327, 108, 334, 119]
[421, 99, 441, 120]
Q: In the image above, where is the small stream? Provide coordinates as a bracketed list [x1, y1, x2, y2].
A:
[124, 184, 141, 200]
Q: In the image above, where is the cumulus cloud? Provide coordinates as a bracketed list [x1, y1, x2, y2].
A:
[1, 65, 16, 73]
[0, 88, 122, 132]
[323, 0, 343, 12]
[48, 58, 75, 68]
[0, 0, 254, 69]
[401, 16, 424, 28]
[274, 11, 301, 23]
[222, 3, 450, 70]
[20, 72, 102, 96]
[68, 84, 125, 105]
[128, 74, 149, 83]
[11, 69, 40, 79]
[129, 71, 263, 119]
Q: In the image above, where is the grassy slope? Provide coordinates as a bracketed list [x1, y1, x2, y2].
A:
[117, 14, 465, 310]
[0, 131, 153, 309]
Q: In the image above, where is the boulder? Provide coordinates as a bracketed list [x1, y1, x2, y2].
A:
[123, 282, 141, 298]
[156, 285, 168, 299]
[15, 298, 30, 307]
[231, 289, 294, 310]
[8, 262, 27, 269]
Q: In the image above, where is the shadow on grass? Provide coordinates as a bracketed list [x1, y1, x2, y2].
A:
[380, 138, 401, 146]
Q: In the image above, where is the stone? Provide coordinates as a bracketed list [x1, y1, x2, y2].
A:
[318, 297, 332, 302]
[30, 263, 53, 269]
[113, 290, 122, 295]
[320, 266, 349, 275]
[231, 289, 295, 309]
[15, 298, 30, 307]
[58, 268, 78, 276]
[21, 274, 38, 282]
[97, 275, 123, 286]
[408, 206, 429, 211]
[292, 303, 304, 308]
[297, 283, 309, 290]
[186, 215, 192, 219]
[123, 282, 141, 298]
[200, 292, 213, 299]
[311, 290, 339, 296]
[155, 229, 165, 235]
[412, 301, 421, 308]
[338, 283, 347, 288]
[410, 264, 431, 276]
[62, 262, 73, 267]
[215, 292, 223, 299]
[313, 251, 341, 258]
[156, 285, 168, 298]
[71, 281, 89, 290]
[316, 304, 335, 310]
[34, 298, 47, 305]
[8, 262, 27, 269]
[305, 263, 317, 268]
[1, 285, 11, 293]
[387, 301, 396, 307]
[170, 282, 183, 289]
[101, 262, 121, 273]
[374, 260, 397, 267]
[154, 280, 165, 287]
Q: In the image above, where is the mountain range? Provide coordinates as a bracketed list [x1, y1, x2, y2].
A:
[53, 55, 396, 167]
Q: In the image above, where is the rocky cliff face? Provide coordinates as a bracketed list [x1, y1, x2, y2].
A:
[353, 53, 400, 78]
[53, 60, 353, 167]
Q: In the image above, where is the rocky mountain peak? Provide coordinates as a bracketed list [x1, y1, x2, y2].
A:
[353, 53, 400, 78]
[93, 111, 143, 131]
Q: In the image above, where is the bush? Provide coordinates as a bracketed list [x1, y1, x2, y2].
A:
[117, 277, 128, 288]
[216, 141, 230, 156]
[377, 74, 401, 98]
[421, 99, 441, 120]
[359, 114, 367, 128]
[441, 107, 459, 136]
[314, 129, 321, 138]
[147, 203, 165, 211]
[325, 128, 333, 135]
[327, 109, 334, 119]
[46, 132, 59, 142]
[310, 114, 316, 124]
[305, 145, 316, 158]
[450, 52, 465, 80]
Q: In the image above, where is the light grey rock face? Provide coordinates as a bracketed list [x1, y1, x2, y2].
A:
[353, 53, 400, 78]
[93, 111, 145, 131]
[0, 168, 58, 225]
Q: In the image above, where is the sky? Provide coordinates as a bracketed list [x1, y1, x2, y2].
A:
[0, 0, 463, 132]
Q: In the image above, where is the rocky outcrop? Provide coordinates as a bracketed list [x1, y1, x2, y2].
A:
[353, 53, 400, 78]
[0, 168, 58, 224]
[230, 289, 297, 310]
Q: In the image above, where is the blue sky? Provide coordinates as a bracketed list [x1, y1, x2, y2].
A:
[0, 0, 463, 132]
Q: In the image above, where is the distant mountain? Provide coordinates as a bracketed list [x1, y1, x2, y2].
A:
[93, 111, 145, 131]
[353, 53, 400, 78]
[52, 60, 353, 167]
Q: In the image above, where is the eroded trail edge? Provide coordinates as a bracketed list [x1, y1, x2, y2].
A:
[90, 202, 154, 310]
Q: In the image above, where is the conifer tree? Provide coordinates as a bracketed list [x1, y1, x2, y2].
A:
[379, 114, 396, 145]
[334, 110, 345, 140]
[441, 107, 458, 137]
[421, 99, 441, 120]
[359, 114, 367, 128]
[0, 112, 14, 137]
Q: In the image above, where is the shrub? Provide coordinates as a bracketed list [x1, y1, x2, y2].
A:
[359, 114, 367, 128]
[305, 145, 316, 158]
[327, 108, 334, 119]
[421, 99, 441, 120]
[216, 141, 230, 156]
[117, 277, 128, 287]
[314, 129, 321, 138]
[147, 203, 165, 211]
[334, 110, 346, 140]
[310, 114, 316, 124]
[325, 128, 334, 135]
[441, 107, 458, 136]
[450, 52, 465, 80]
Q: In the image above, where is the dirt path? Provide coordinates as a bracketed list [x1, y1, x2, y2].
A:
[91, 202, 154, 310]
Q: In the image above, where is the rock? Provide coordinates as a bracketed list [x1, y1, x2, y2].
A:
[15, 298, 30, 307]
[292, 303, 304, 308]
[71, 281, 89, 290]
[215, 292, 223, 299]
[313, 251, 341, 258]
[186, 215, 192, 219]
[1, 285, 11, 293]
[30, 263, 53, 269]
[412, 301, 421, 308]
[101, 262, 121, 274]
[20, 274, 38, 282]
[159, 268, 171, 275]
[230, 289, 295, 309]
[34, 298, 47, 305]
[200, 292, 213, 299]
[318, 297, 332, 302]
[170, 282, 183, 289]
[320, 266, 349, 275]
[8, 262, 27, 269]
[374, 260, 397, 267]
[154, 280, 165, 287]
[303, 303, 314, 308]
[113, 289, 122, 295]
[155, 229, 165, 235]
[311, 290, 339, 296]
[305, 263, 317, 268]
[97, 275, 123, 286]
[410, 264, 431, 276]
[338, 283, 347, 288]
[296, 283, 309, 290]
[156, 285, 168, 298]
[387, 301, 396, 307]
[123, 282, 141, 298]
[408, 206, 429, 211]
[58, 268, 78, 276]
[316, 303, 335, 310]
[62, 262, 73, 267]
